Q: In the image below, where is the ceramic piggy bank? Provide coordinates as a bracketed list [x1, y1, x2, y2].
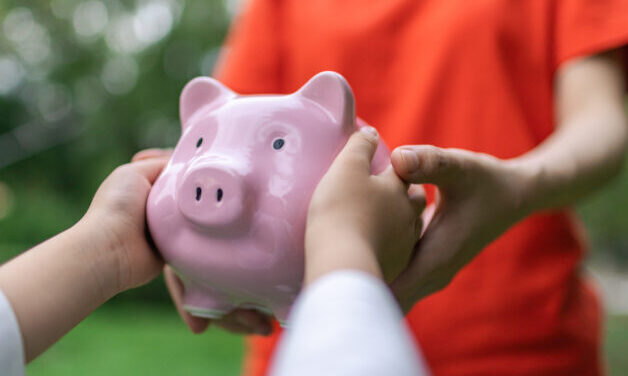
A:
[147, 71, 390, 324]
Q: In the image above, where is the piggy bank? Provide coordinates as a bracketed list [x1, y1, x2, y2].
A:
[147, 71, 390, 325]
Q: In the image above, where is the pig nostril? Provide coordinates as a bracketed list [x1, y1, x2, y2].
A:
[195, 187, 202, 201]
[216, 188, 223, 202]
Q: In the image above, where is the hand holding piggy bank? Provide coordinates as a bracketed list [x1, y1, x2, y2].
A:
[147, 72, 390, 325]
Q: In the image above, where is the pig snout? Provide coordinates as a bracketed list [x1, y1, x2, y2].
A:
[177, 161, 247, 228]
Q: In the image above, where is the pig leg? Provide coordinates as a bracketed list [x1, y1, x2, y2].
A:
[182, 282, 234, 319]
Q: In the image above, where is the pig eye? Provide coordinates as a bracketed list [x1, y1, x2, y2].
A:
[272, 138, 285, 150]
[196, 137, 203, 148]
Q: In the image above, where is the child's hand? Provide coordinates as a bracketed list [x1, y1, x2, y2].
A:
[0, 149, 172, 361]
[78, 149, 172, 296]
[305, 127, 426, 284]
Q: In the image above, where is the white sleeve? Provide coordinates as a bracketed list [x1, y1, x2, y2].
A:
[0, 289, 24, 376]
[269, 271, 429, 376]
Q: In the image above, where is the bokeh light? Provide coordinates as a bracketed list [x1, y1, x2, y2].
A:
[3, 8, 36, 44]
[4, 8, 52, 65]
[134, 1, 174, 45]
[36, 84, 73, 122]
[73, 1, 109, 39]
[101, 55, 139, 95]
[106, 14, 143, 54]
[105, 0, 179, 54]
[0, 56, 24, 95]
[51, 0, 79, 20]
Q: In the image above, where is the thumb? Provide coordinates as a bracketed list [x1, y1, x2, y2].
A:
[391, 145, 464, 185]
[332, 126, 380, 173]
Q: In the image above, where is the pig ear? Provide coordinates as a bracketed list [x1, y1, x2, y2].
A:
[296, 72, 355, 132]
[180, 77, 236, 129]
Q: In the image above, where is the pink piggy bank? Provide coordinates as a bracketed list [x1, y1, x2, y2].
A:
[147, 71, 390, 325]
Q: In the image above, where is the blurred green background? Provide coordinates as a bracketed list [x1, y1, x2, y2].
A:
[0, 1, 626, 375]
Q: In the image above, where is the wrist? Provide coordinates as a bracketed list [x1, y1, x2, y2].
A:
[304, 231, 383, 286]
[71, 216, 125, 300]
[504, 156, 553, 215]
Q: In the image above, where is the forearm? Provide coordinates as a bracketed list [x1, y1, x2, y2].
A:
[514, 52, 627, 211]
[304, 228, 383, 286]
[515, 106, 627, 211]
[0, 221, 119, 362]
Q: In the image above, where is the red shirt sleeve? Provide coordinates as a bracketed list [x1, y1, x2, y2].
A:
[213, 0, 283, 94]
[554, 0, 628, 70]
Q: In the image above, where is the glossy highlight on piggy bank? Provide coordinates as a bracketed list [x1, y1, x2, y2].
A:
[147, 71, 390, 324]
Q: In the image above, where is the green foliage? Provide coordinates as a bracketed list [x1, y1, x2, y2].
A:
[0, 1, 232, 297]
[606, 315, 628, 376]
[578, 154, 628, 267]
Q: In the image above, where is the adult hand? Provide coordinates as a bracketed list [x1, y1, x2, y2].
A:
[390, 146, 534, 310]
[163, 266, 273, 335]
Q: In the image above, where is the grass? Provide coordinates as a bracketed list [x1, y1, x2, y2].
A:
[27, 303, 244, 376]
[24, 301, 628, 375]
[606, 315, 628, 376]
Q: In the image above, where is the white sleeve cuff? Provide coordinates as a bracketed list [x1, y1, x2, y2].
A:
[270, 270, 428, 376]
[0, 289, 25, 376]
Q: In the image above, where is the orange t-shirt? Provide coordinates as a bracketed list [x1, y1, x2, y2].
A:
[214, 1, 628, 375]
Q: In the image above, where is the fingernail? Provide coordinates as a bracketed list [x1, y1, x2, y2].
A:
[360, 126, 378, 138]
[400, 149, 419, 171]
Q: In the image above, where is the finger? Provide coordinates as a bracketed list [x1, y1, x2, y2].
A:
[391, 145, 466, 186]
[408, 184, 427, 216]
[331, 126, 380, 174]
[216, 309, 273, 336]
[375, 165, 408, 189]
[421, 203, 437, 236]
[164, 266, 210, 334]
[390, 210, 461, 309]
[131, 157, 170, 184]
[132, 148, 173, 162]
